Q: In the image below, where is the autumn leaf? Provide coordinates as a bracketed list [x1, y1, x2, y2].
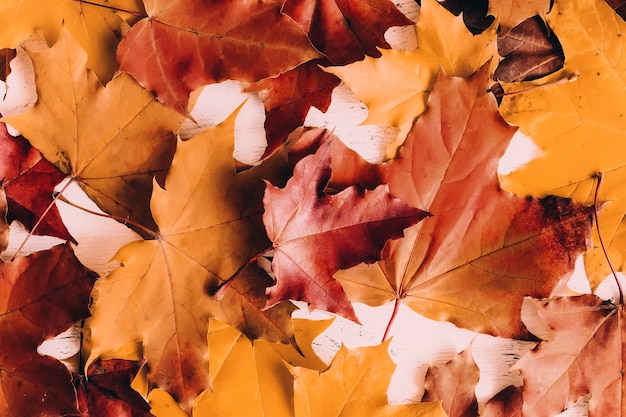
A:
[281, 0, 413, 65]
[292, 340, 447, 417]
[423, 344, 479, 417]
[334, 66, 593, 339]
[263, 133, 429, 321]
[0, 122, 74, 243]
[87, 109, 294, 413]
[75, 358, 154, 417]
[326, 0, 497, 157]
[117, 0, 321, 115]
[494, 15, 564, 82]
[193, 319, 294, 417]
[244, 60, 341, 159]
[515, 294, 625, 416]
[0, 244, 97, 416]
[0, 0, 144, 82]
[3, 28, 185, 236]
[488, 0, 551, 34]
[498, 0, 626, 288]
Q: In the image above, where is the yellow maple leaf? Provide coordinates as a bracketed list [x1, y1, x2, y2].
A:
[292, 340, 447, 417]
[325, 0, 497, 158]
[498, 0, 626, 288]
[0, 0, 144, 82]
[2, 28, 185, 235]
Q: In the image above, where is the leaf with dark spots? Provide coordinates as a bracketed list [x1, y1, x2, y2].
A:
[263, 132, 429, 321]
[282, 0, 413, 65]
[0, 122, 75, 243]
[0, 244, 97, 417]
[495, 15, 565, 82]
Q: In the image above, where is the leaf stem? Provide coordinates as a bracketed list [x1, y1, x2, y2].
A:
[381, 297, 400, 343]
[593, 172, 624, 305]
[55, 193, 160, 240]
[69, 0, 147, 17]
[10, 179, 75, 261]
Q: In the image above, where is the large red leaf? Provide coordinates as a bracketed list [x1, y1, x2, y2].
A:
[516, 294, 626, 416]
[75, 359, 153, 417]
[334, 66, 593, 338]
[117, 0, 321, 114]
[282, 0, 413, 65]
[0, 244, 97, 416]
[263, 134, 429, 321]
[0, 122, 75, 243]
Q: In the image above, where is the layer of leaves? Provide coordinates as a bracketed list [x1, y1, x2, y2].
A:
[263, 133, 429, 321]
[0, 244, 97, 416]
[335, 66, 593, 339]
[517, 295, 625, 416]
[498, 0, 626, 288]
[3, 28, 185, 236]
[117, 0, 321, 114]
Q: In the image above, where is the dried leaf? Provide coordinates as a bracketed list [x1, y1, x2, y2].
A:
[335, 66, 592, 338]
[0, 244, 97, 416]
[117, 0, 321, 114]
[3, 29, 185, 236]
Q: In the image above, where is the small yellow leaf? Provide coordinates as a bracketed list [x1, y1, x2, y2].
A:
[326, 0, 497, 157]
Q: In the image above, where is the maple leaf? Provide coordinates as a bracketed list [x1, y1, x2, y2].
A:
[281, 0, 413, 65]
[494, 15, 565, 83]
[0, 244, 97, 416]
[193, 319, 294, 417]
[0, 0, 144, 82]
[497, 0, 626, 288]
[423, 345, 479, 417]
[244, 59, 341, 159]
[2, 28, 185, 236]
[515, 294, 626, 416]
[0, 122, 75, 243]
[117, 0, 321, 114]
[263, 133, 429, 322]
[75, 358, 154, 417]
[88, 109, 295, 413]
[292, 340, 447, 417]
[334, 66, 593, 339]
[326, 0, 497, 157]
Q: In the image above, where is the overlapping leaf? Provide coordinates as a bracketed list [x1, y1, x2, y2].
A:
[0, 0, 144, 82]
[0, 122, 73, 243]
[117, 0, 321, 114]
[263, 133, 429, 321]
[498, 0, 626, 288]
[87, 110, 295, 413]
[0, 244, 97, 416]
[516, 295, 625, 416]
[326, 0, 498, 157]
[335, 66, 592, 338]
[292, 340, 447, 417]
[3, 28, 185, 236]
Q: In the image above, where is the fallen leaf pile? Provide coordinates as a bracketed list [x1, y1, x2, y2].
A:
[0, 0, 623, 416]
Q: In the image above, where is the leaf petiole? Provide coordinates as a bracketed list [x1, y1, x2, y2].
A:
[68, 0, 147, 17]
[592, 172, 624, 305]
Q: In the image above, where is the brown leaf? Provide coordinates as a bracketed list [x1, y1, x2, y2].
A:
[245, 60, 341, 158]
[495, 15, 565, 82]
[3, 29, 185, 237]
[263, 134, 429, 321]
[517, 294, 625, 416]
[117, 0, 321, 114]
[0, 48, 15, 82]
[0, 244, 97, 416]
[335, 66, 593, 338]
[282, 0, 413, 65]
[0, 122, 75, 243]
[482, 385, 523, 417]
[75, 358, 154, 417]
[423, 345, 479, 417]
